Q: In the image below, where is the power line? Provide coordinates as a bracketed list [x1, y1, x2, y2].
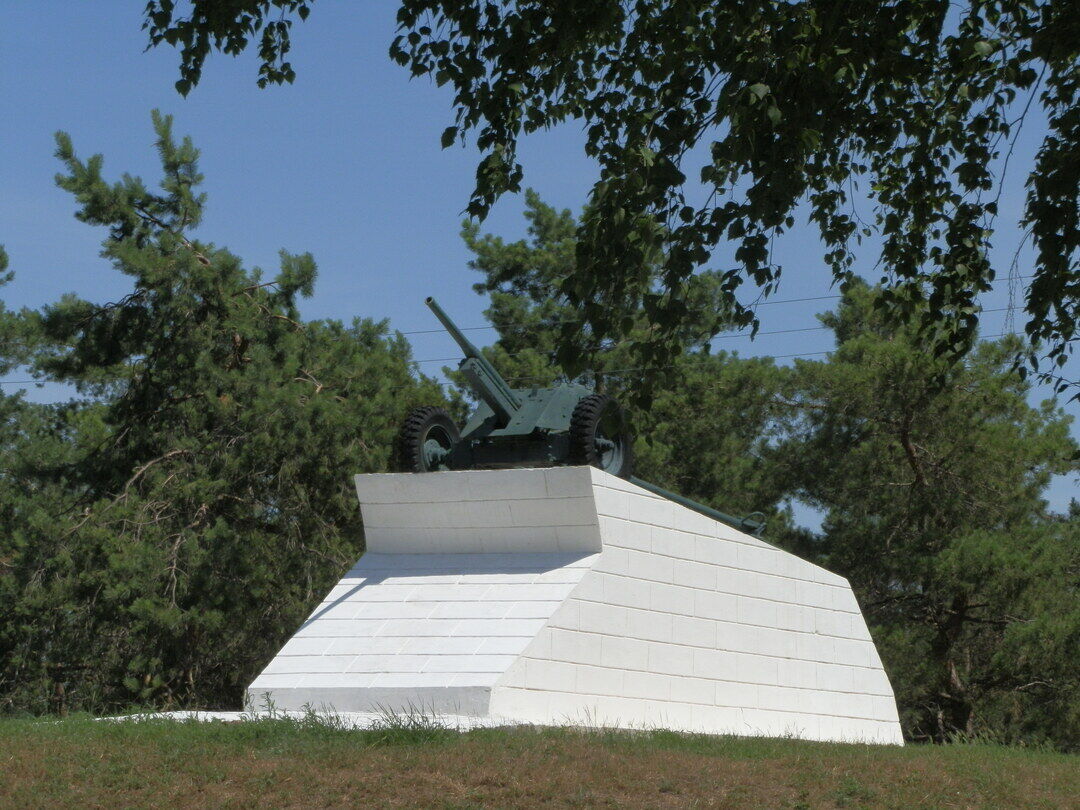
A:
[409, 306, 1017, 364]
[396, 277, 1037, 336]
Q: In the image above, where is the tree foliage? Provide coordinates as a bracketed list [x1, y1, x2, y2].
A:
[0, 113, 443, 713]
[459, 194, 1078, 748]
[144, 1, 1079, 391]
[778, 284, 1078, 747]
[460, 190, 790, 521]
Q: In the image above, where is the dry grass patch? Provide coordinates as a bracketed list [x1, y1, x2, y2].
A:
[0, 716, 1075, 808]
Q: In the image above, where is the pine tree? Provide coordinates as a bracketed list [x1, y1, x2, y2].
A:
[0, 113, 445, 712]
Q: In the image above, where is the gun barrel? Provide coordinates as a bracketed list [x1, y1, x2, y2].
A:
[426, 296, 521, 424]
[426, 296, 482, 359]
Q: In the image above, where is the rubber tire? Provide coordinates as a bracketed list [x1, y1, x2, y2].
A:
[396, 406, 461, 472]
[569, 393, 633, 478]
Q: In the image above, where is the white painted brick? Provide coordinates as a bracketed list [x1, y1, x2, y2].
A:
[325, 637, 407, 656]
[673, 615, 716, 648]
[646, 700, 693, 730]
[550, 629, 603, 665]
[715, 565, 755, 597]
[525, 629, 552, 659]
[602, 574, 651, 609]
[576, 600, 628, 635]
[777, 658, 818, 690]
[600, 635, 650, 670]
[375, 618, 452, 637]
[465, 470, 546, 502]
[292, 619, 385, 638]
[872, 695, 900, 720]
[670, 676, 715, 706]
[356, 602, 435, 620]
[602, 517, 651, 551]
[427, 601, 507, 620]
[650, 582, 696, 615]
[533, 565, 591, 584]
[352, 584, 418, 602]
[849, 617, 873, 642]
[737, 596, 779, 628]
[626, 607, 673, 642]
[775, 603, 816, 633]
[795, 579, 832, 609]
[735, 653, 778, 685]
[550, 599, 579, 631]
[757, 685, 808, 715]
[752, 572, 791, 603]
[853, 666, 893, 697]
[484, 583, 575, 602]
[476, 637, 532, 656]
[672, 559, 716, 590]
[369, 672, 455, 688]
[593, 486, 630, 519]
[265, 469, 902, 746]
[595, 546, 630, 576]
[556, 524, 601, 552]
[504, 600, 563, 619]
[508, 497, 587, 527]
[833, 637, 873, 668]
[692, 647, 737, 680]
[276, 637, 332, 657]
[350, 654, 429, 673]
[452, 618, 546, 637]
[694, 590, 737, 621]
[629, 549, 673, 582]
[737, 543, 780, 574]
[810, 564, 849, 588]
[398, 637, 483, 656]
[298, 673, 377, 689]
[264, 655, 354, 675]
[423, 655, 515, 673]
[623, 669, 671, 700]
[816, 661, 855, 693]
[578, 665, 624, 697]
[651, 527, 696, 559]
[694, 535, 739, 567]
[675, 508, 716, 537]
[464, 500, 514, 528]
[490, 687, 550, 720]
[451, 671, 501, 687]
[715, 680, 759, 708]
[312, 600, 366, 621]
[832, 587, 863, 614]
[525, 658, 577, 692]
[627, 493, 674, 526]
[647, 642, 693, 676]
[545, 467, 592, 498]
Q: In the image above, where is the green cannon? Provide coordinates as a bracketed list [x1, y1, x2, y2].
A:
[395, 297, 634, 478]
[395, 297, 766, 537]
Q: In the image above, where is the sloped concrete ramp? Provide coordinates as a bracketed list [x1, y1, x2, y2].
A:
[248, 467, 902, 744]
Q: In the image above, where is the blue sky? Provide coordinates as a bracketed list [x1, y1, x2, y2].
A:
[1, 3, 1075, 514]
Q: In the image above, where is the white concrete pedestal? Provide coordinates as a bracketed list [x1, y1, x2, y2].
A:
[248, 467, 902, 744]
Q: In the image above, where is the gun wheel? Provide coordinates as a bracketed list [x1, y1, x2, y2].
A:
[396, 406, 460, 472]
[570, 393, 633, 478]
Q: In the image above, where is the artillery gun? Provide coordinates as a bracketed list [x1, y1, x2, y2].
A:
[396, 297, 767, 537]
[396, 297, 633, 478]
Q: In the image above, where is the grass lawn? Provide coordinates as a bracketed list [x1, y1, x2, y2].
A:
[0, 714, 1076, 809]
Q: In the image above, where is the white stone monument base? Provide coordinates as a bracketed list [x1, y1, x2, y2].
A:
[248, 467, 903, 745]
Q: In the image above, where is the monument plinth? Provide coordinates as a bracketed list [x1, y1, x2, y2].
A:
[247, 466, 903, 744]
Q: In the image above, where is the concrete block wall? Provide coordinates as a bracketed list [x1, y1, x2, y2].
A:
[488, 469, 902, 743]
[248, 467, 902, 744]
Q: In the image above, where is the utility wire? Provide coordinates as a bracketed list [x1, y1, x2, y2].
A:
[409, 306, 1018, 364]
[396, 276, 1037, 336]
